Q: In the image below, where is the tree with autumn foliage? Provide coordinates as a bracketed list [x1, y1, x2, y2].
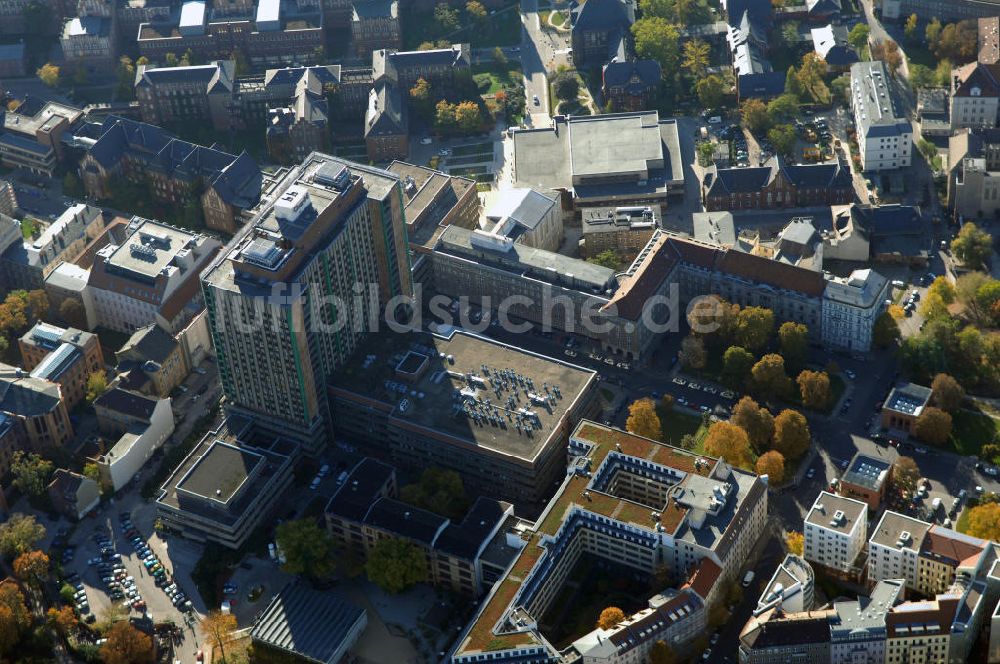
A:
[626, 398, 662, 441]
[201, 611, 238, 664]
[597, 606, 625, 630]
[704, 421, 754, 469]
[965, 502, 1000, 540]
[0, 580, 30, 657]
[892, 455, 920, 494]
[756, 450, 785, 482]
[772, 409, 811, 459]
[648, 640, 678, 664]
[797, 370, 831, 410]
[730, 396, 774, 453]
[47, 606, 77, 636]
[913, 407, 952, 445]
[100, 621, 154, 664]
[784, 531, 804, 556]
[13, 550, 48, 586]
[930, 373, 964, 413]
[751, 353, 791, 398]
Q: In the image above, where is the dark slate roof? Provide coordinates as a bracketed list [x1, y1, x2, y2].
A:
[725, 0, 772, 23]
[572, 0, 629, 32]
[0, 133, 50, 155]
[852, 204, 923, 237]
[603, 59, 661, 94]
[93, 387, 158, 421]
[365, 83, 407, 137]
[352, 0, 396, 19]
[118, 324, 177, 364]
[742, 613, 831, 648]
[0, 371, 62, 417]
[364, 497, 447, 545]
[209, 151, 263, 207]
[807, 0, 841, 13]
[706, 156, 851, 197]
[0, 42, 26, 61]
[264, 65, 341, 90]
[435, 497, 510, 560]
[324, 458, 394, 522]
[737, 71, 786, 99]
[251, 582, 365, 663]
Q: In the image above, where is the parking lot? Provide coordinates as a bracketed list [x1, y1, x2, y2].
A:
[58, 504, 201, 633]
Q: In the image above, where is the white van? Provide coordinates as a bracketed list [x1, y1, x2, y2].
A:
[742, 571, 755, 587]
[931, 497, 942, 512]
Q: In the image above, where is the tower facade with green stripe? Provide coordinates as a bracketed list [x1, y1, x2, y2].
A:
[201, 154, 411, 454]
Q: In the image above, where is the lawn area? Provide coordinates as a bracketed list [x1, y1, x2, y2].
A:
[955, 506, 970, 535]
[401, 2, 521, 50]
[20, 217, 37, 239]
[452, 141, 495, 156]
[949, 408, 1000, 457]
[661, 409, 709, 448]
[473, 63, 524, 95]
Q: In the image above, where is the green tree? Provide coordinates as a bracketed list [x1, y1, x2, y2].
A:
[722, 346, 755, 389]
[632, 18, 681, 74]
[36, 63, 60, 87]
[682, 39, 710, 79]
[731, 396, 774, 452]
[925, 17, 942, 47]
[231, 48, 249, 76]
[951, 223, 993, 268]
[492, 47, 507, 65]
[165, 52, 179, 67]
[697, 140, 716, 167]
[275, 519, 337, 579]
[10, 451, 53, 497]
[434, 3, 460, 31]
[778, 322, 808, 371]
[680, 334, 706, 370]
[873, 311, 901, 348]
[908, 64, 935, 89]
[86, 371, 107, 402]
[781, 21, 799, 49]
[365, 538, 428, 593]
[22, 0, 52, 35]
[752, 354, 791, 399]
[60, 583, 77, 604]
[848, 23, 870, 50]
[904, 13, 919, 42]
[587, 250, 622, 270]
[795, 52, 829, 103]
[736, 306, 774, 352]
[465, 0, 487, 22]
[766, 93, 799, 125]
[797, 370, 830, 410]
[695, 75, 727, 109]
[741, 98, 771, 134]
[83, 462, 101, 484]
[772, 409, 810, 458]
[399, 467, 468, 519]
[116, 56, 135, 97]
[553, 72, 580, 101]
[0, 513, 46, 559]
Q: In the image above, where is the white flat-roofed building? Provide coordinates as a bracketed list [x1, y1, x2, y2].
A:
[868, 510, 930, 591]
[480, 188, 562, 252]
[804, 491, 868, 573]
[92, 387, 174, 491]
[850, 61, 912, 172]
[754, 554, 815, 616]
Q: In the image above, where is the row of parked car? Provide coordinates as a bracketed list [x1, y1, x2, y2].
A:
[118, 511, 194, 613]
[89, 528, 145, 613]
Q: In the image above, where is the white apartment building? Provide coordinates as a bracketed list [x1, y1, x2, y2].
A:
[950, 62, 1000, 130]
[850, 61, 912, 172]
[92, 388, 174, 491]
[804, 492, 868, 573]
[868, 511, 929, 592]
[87, 218, 220, 334]
[821, 268, 890, 352]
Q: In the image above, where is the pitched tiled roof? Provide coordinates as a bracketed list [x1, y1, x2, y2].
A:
[572, 0, 629, 32]
[921, 527, 988, 567]
[716, 249, 827, 296]
[603, 59, 661, 92]
[687, 558, 722, 601]
[953, 62, 1000, 98]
